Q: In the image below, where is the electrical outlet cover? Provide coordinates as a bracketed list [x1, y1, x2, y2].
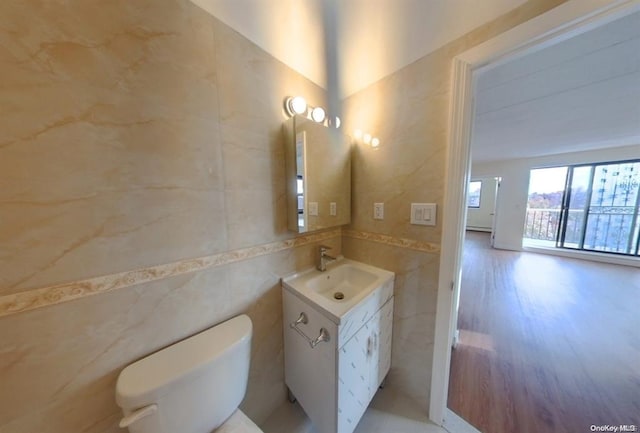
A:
[374, 202, 384, 220]
[330, 202, 337, 216]
[309, 202, 319, 216]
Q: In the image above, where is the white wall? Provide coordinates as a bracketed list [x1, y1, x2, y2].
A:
[466, 176, 498, 232]
[472, 144, 640, 251]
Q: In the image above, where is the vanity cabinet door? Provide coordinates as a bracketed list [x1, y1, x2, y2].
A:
[337, 297, 394, 433]
[372, 297, 393, 396]
[337, 321, 374, 433]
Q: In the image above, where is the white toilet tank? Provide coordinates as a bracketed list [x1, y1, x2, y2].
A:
[115, 315, 252, 433]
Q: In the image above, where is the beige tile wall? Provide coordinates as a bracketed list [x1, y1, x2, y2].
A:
[342, 0, 568, 411]
[0, 239, 342, 432]
[0, 0, 570, 431]
[0, 0, 338, 431]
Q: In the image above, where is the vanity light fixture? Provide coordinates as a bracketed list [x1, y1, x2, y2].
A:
[285, 96, 308, 116]
[311, 106, 326, 123]
[283, 96, 339, 128]
[352, 129, 380, 148]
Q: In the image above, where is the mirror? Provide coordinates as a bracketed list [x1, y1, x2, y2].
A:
[283, 115, 351, 233]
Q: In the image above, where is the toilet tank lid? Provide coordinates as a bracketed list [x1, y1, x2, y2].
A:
[116, 314, 252, 408]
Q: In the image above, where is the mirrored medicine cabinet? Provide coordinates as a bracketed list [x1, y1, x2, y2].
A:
[283, 115, 351, 233]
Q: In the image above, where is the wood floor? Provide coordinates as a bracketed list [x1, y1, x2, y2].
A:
[448, 231, 640, 433]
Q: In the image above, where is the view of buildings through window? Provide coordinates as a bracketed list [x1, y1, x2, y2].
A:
[524, 160, 640, 256]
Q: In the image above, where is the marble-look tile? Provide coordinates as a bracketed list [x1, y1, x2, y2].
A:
[215, 18, 325, 248]
[224, 187, 289, 249]
[212, 18, 329, 250]
[0, 0, 227, 294]
[213, 19, 327, 138]
[0, 0, 337, 431]
[343, 229, 439, 253]
[221, 126, 285, 190]
[0, 267, 231, 430]
[220, 125, 289, 249]
[0, 371, 124, 433]
[343, 236, 440, 411]
[229, 252, 303, 423]
[0, 228, 340, 318]
[0, 236, 343, 432]
[345, 87, 449, 245]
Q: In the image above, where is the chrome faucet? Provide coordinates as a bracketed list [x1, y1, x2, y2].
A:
[317, 245, 337, 271]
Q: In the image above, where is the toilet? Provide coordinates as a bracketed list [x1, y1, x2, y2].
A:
[115, 314, 263, 433]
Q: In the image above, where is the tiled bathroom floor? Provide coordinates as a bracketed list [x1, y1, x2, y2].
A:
[261, 387, 447, 433]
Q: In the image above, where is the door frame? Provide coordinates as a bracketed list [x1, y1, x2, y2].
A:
[429, 0, 640, 429]
[490, 177, 501, 247]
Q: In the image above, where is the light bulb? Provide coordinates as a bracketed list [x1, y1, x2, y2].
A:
[363, 133, 372, 145]
[354, 129, 363, 139]
[333, 116, 341, 128]
[286, 96, 307, 116]
[371, 137, 380, 148]
[311, 106, 326, 123]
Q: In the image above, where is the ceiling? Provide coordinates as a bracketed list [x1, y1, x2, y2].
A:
[189, 0, 527, 97]
[472, 10, 640, 163]
[189, 1, 640, 162]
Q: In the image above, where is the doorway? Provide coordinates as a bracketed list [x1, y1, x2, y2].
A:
[466, 177, 500, 238]
[430, 1, 640, 431]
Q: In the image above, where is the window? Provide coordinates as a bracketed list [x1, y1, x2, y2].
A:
[468, 181, 482, 208]
[524, 160, 640, 256]
[523, 167, 567, 243]
[561, 160, 640, 255]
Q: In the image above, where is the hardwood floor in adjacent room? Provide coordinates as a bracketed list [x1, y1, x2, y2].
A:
[447, 231, 640, 433]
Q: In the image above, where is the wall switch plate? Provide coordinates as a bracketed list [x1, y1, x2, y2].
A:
[309, 202, 318, 216]
[330, 202, 337, 216]
[411, 203, 436, 226]
[374, 202, 384, 220]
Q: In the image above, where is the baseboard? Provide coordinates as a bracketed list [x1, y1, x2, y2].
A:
[523, 245, 640, 268]
[465, 227, 492, 232]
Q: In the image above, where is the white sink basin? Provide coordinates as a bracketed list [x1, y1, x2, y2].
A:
[282, 258, 394, 323]
[307, 264, 378, 301]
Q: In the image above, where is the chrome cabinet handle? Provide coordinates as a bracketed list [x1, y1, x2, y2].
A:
[292, 312, 308, 326]
[366, 332, 378, 357]
[311, 327, 331, 348]
[289, 312, 330, 348]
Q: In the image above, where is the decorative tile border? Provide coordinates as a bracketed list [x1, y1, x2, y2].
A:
[0, 228, 437, 318]
[343, 229, 440, 253]
[0, 229, 341, 319]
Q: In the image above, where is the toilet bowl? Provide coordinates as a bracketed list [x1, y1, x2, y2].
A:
[115, 314, 263, 433]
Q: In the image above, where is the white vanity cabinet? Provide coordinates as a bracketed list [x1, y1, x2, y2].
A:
[282, 270, 394, 433]
[337, 298, 393, 433]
